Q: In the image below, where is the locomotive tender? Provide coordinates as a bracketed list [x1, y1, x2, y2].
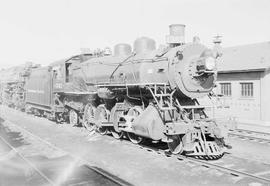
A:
[1, 24, 230, 159]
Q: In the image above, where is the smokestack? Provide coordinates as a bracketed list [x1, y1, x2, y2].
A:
[166, 24, 185, 47]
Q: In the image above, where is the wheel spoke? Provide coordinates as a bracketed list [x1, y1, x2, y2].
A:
[126, 106, 144, 143]
[82, 104, 96, 132]
[110, 105, 124, 139]
[95, 104, 110, 135]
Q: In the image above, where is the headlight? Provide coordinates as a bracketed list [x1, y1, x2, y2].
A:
[205, 57, 216, 70]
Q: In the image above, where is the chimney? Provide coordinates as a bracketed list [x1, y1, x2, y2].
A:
[213, 35, 222, 58]
[166, 24, 185, 47]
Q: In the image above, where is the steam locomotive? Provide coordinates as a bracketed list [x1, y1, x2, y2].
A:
[0, 24, 230, 160]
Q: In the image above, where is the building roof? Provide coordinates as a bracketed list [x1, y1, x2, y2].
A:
[217, 41, 270, 73]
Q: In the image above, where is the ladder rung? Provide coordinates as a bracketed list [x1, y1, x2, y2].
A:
[155, 94, 171, 97]
[159, 107, 177, 110]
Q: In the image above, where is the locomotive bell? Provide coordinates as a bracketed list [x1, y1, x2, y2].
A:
[166, 24, 185, 47]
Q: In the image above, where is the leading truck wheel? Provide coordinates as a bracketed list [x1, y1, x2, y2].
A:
[167, 135, 184, 154]
[69, 109, 78, 126]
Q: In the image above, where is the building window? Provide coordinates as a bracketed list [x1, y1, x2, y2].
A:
[240, 83, 253, 97]
[220, 83, 231, 96]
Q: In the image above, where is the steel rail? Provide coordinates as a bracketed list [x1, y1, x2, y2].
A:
[0, 135, 56, 186]
[229, 130, 270, 143]
[179, 155, 270, 183]
[7, 113, 270, 184]
[3, 119, 132, 186]
[234, 129, 270, 136]
[222, 152, 270, 167]
[2, 106, 269, 185]
[136, 143, 270, 184]
[229, 133, 270, 143]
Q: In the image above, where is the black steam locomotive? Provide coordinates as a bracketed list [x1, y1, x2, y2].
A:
[0, 24, 229, 159]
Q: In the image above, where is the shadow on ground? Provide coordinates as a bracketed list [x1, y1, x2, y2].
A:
[0, 117, 28, 150]
[0, 117, 125, 186]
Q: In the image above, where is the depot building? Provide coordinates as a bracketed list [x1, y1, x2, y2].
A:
[214, 41, 270, 123]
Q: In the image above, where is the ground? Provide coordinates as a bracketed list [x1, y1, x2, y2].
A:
[1, 105, 270, 186]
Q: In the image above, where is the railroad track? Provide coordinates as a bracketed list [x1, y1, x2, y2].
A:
[0, 122, 132, 186]
[2, 113, 270, 185]
[0, 134, 56, 186]
[127, 139, 270, 185]
[229, 129, 270, 144]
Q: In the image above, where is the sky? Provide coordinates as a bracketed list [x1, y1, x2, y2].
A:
[0, 0, 269, 68]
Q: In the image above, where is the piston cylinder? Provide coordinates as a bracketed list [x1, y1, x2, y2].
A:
[131, 105, 166, 140]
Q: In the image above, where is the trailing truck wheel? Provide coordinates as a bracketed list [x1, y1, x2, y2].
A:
[69, 109, 78, 126]
[167, 135, 184, 154]
[82, 104, 96, 132]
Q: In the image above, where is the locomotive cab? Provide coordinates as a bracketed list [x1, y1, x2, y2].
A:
[51, 53, 93, 93]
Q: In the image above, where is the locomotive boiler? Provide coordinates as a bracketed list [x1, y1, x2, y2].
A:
[65, 24, 229, 159]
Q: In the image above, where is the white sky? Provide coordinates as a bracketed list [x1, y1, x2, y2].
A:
[0, 0, 269, 68]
